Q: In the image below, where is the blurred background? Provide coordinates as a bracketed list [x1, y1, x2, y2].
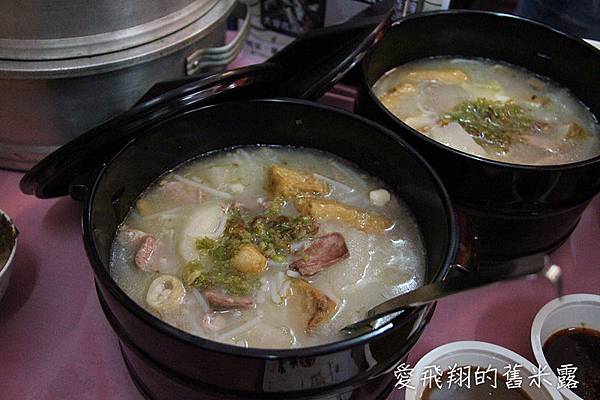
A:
[238, 0, 598, 60]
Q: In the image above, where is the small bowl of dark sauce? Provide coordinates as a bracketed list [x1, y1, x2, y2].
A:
[532, 294, 600, 400]
[421, 368, 534, 400]
[406, 341, 562, 400]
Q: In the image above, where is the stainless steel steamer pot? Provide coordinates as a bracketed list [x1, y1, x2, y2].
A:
[0, 0, 249, 170]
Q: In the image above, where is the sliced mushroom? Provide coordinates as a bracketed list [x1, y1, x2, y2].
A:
[160, 180, 203, 204]
[146, 275, 186, 313]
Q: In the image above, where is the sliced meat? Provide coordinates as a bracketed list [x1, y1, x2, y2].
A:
[160, 181, 203, 204]
[119, 228, 147, 246]
[203, 290, 254, 310]
[134, 235, 161, 272]
[292, 279, 337, 333]
[290, 233, 349, 276]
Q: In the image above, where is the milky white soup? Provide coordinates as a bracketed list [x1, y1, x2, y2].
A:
[110, 147, 426, 349]
[373, 57, 600, 165]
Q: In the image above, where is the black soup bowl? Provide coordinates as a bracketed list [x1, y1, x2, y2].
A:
[357, 11, 600, 263]
[78, 99, 457, 399]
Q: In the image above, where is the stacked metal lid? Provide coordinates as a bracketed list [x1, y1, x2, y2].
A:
[0, 0, 247, 170]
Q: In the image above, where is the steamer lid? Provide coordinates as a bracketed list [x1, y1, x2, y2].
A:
[20, 7, 391, 199]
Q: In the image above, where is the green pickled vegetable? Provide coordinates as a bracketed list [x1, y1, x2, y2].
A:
[441, 98, 535, 152]
[184, 260, 260, 296]
[188, 197, 318, 295]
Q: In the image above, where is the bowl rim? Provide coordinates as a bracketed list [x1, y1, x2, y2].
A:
[81, 97, 459, 360]
[405, 340, 563, 400]
[530, 293, 600, 400]
[0, 208, 17, 278]
[362, 9, 600, 171]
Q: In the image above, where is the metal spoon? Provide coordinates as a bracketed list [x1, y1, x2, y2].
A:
[340, 253, 562, 335]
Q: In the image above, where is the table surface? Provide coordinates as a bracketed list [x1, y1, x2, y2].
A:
[1, 53, 599, 400]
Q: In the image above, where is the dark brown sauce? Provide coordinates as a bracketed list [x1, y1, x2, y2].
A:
[543, 327, 600, 400]
[422, 369, 532, 400]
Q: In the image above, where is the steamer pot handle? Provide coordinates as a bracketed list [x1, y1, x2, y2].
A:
[186, 1, 251, 75]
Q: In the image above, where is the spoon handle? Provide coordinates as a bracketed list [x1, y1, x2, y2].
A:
[342, 253, 561, 334]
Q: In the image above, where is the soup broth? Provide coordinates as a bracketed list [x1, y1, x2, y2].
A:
[373, 57, 600, 165]
[110, 147, 426, 349]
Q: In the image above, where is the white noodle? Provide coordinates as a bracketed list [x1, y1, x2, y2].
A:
[212, 211, 228, 238]
[166, 229, 175, 242]
[275, 272, 285, 290]
[270, 273, 286, 304]
[256, 291, 266, 304]
[329, 160, 369, 191]
[191, 288, 209, 312]
[267, 259, 288, 269]
[313, 173, 354, 193]
[143, 206, 185, 220]
[279, 281, 291, 297]
[271, 290, 281, 304]
[256, 278, 269, 304]
[286, 270, 300, 278]
[290, 239, 310, 253]
[173, 175, 232, 199]
[329, 161, 354, 179]
[340, 278, 376, 294]
[217, 316, 262, 340]
[237, 149, 254, 163]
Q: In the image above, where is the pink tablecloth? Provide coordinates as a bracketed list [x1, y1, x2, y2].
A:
[1, 169, 599, 400]
[1, 48, 599, 399]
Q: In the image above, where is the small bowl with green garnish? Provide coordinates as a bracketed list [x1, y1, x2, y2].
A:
[0, 208, 18, 302]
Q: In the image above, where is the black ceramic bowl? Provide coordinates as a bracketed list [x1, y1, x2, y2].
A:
[357, 11, 600, 263]
[81, 99, 457, 399]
